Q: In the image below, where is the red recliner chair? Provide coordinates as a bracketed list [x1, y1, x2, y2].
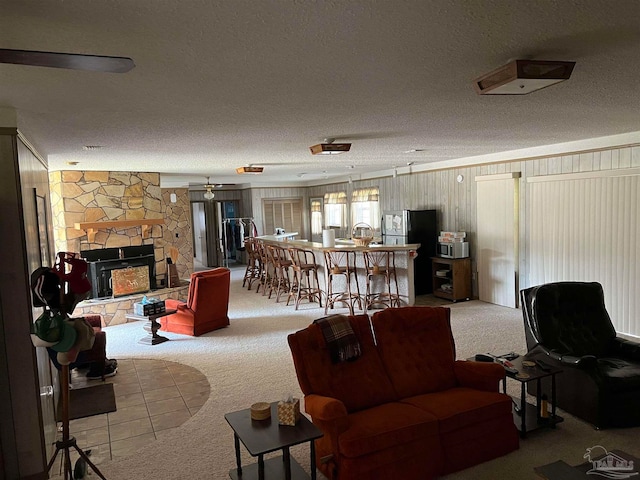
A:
[160, 268, 231, 336]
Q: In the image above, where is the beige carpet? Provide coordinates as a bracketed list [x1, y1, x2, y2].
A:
[97, 267, 640, 479]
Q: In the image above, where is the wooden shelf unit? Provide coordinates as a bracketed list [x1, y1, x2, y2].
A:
[431, 256, 471, 302]
[74, 219, 164, 242]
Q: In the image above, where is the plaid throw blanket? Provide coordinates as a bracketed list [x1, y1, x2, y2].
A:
[313, 314, 362, 363]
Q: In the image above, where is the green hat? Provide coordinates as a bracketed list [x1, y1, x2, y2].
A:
[50, 315, 78, 353]
[31, 311, 62, 347]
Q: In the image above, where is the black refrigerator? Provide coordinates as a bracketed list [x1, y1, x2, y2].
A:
[381, 209, 438, 295]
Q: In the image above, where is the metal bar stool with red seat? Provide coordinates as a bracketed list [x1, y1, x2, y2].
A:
[287, 247, 323, 310]
[362, 249, 400, 311]
[266, 244, 293, 302]
[323, 249, 362, 315]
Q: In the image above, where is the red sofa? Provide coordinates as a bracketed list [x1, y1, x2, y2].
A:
[160, 268, 230, 336]
[287, 306, 519, 479]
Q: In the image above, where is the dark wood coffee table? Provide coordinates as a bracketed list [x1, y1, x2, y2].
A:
[224, 402, 323, 480]
[125, 309, 177, 345]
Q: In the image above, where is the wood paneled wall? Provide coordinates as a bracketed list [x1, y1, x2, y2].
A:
[304, 144, 640, 298]
[0, 131, 50, 479]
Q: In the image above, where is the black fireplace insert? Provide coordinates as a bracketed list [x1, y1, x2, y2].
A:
[81, 245, 157, 298]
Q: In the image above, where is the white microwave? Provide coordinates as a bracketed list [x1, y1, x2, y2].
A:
[438, 242, 469, 259]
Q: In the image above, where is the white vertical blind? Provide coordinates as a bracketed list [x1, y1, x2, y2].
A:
[476, 173, 519, 308]
[528, 170, 640, 336]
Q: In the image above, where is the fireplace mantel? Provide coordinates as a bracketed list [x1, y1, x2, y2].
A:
[74, 219, 165, 242]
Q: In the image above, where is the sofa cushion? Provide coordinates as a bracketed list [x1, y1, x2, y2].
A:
[402, 387, 513, 434]
[372, 307, 457, 398]
[338, 402, 439, 458]
[288, 314, 398, 412]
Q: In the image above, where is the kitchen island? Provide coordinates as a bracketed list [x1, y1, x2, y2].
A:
[255, 236, 420, 307]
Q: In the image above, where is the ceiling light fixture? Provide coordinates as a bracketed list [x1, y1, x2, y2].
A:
[203, 176, 215, 200]
[236, 166, 264, 174]
[474, 59, 575, 95]
[82, 145, 104, 151]
[309, 138, 351, 155]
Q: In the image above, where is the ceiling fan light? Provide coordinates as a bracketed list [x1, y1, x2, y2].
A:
[309, 143, 351, 155]
[203, 190, 215, 200]
[236, 166, 264, 174]
[473, 60, 575, 95]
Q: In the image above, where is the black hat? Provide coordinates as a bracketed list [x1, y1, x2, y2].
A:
[31, 267, 61, 309]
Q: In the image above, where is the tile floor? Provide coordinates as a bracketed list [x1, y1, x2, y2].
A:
[49, 358, 209, 476]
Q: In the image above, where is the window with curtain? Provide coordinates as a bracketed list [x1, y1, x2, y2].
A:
[310, 199, 323, 235]
[323, 192, 347, 228]
[351, 187, 380, 231]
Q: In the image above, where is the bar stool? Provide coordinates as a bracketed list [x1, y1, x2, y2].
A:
[323, 249, 362, 315]
[287, 247, 323, 310]
[242, 237, 262, 290]
[362, 249, 401, 311]
[266, 245, 292, 302]
[254, 239, 271, 295]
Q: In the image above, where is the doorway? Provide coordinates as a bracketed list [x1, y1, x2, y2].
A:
[476, 172, 520, 308]
[191, 200, 241, 269]
[192, 202, 208, 270]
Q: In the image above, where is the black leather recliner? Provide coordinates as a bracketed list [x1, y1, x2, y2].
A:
[521, 281, 640, 429]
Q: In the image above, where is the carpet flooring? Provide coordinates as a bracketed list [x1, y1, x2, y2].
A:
[86, 266, 640, 479]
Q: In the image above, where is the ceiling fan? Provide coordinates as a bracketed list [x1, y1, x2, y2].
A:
[0, 48, 135, 73]
[199, 177, 236, 200]
[203, 177, 219, 200]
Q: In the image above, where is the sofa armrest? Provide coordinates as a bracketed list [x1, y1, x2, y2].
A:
[304, 394, 348, 423]
[454, 360, 505, 392]
[304, 394, 349, 468]
[611, 337, 640, 361]
[543, 347, 597, 368]
[165, 298, 189, 312]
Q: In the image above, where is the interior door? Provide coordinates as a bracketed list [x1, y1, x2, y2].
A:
[476, 173, 520, 308]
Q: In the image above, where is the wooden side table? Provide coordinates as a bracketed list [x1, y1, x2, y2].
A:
[225, 402, 323, 480]
[125, 309, 177, 345]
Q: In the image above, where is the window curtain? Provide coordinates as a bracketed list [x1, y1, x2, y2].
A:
[324, 192, 347, 204]
[527, 169, 640, 336]
[324, 192, 347, 228]
[311, 199, 323, 235]
[351, 187, 380, 230]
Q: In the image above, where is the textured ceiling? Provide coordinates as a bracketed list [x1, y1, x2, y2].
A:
[2, 0, 640, 188]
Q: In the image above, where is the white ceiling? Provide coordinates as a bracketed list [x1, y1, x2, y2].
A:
[2, 1, 640, 188]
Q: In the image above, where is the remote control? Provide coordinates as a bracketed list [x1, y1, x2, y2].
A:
[495, 358, 518, 374]
[535, 359, 551, 372]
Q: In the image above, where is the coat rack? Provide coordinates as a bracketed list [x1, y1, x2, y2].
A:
[36, 256, 107, 479]
[46, 363, 106, 479]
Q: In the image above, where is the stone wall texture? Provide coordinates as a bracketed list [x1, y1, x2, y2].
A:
[49, 171, 193, 287]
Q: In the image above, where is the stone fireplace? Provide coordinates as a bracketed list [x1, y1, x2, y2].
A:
[49, 170, 192, 285]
